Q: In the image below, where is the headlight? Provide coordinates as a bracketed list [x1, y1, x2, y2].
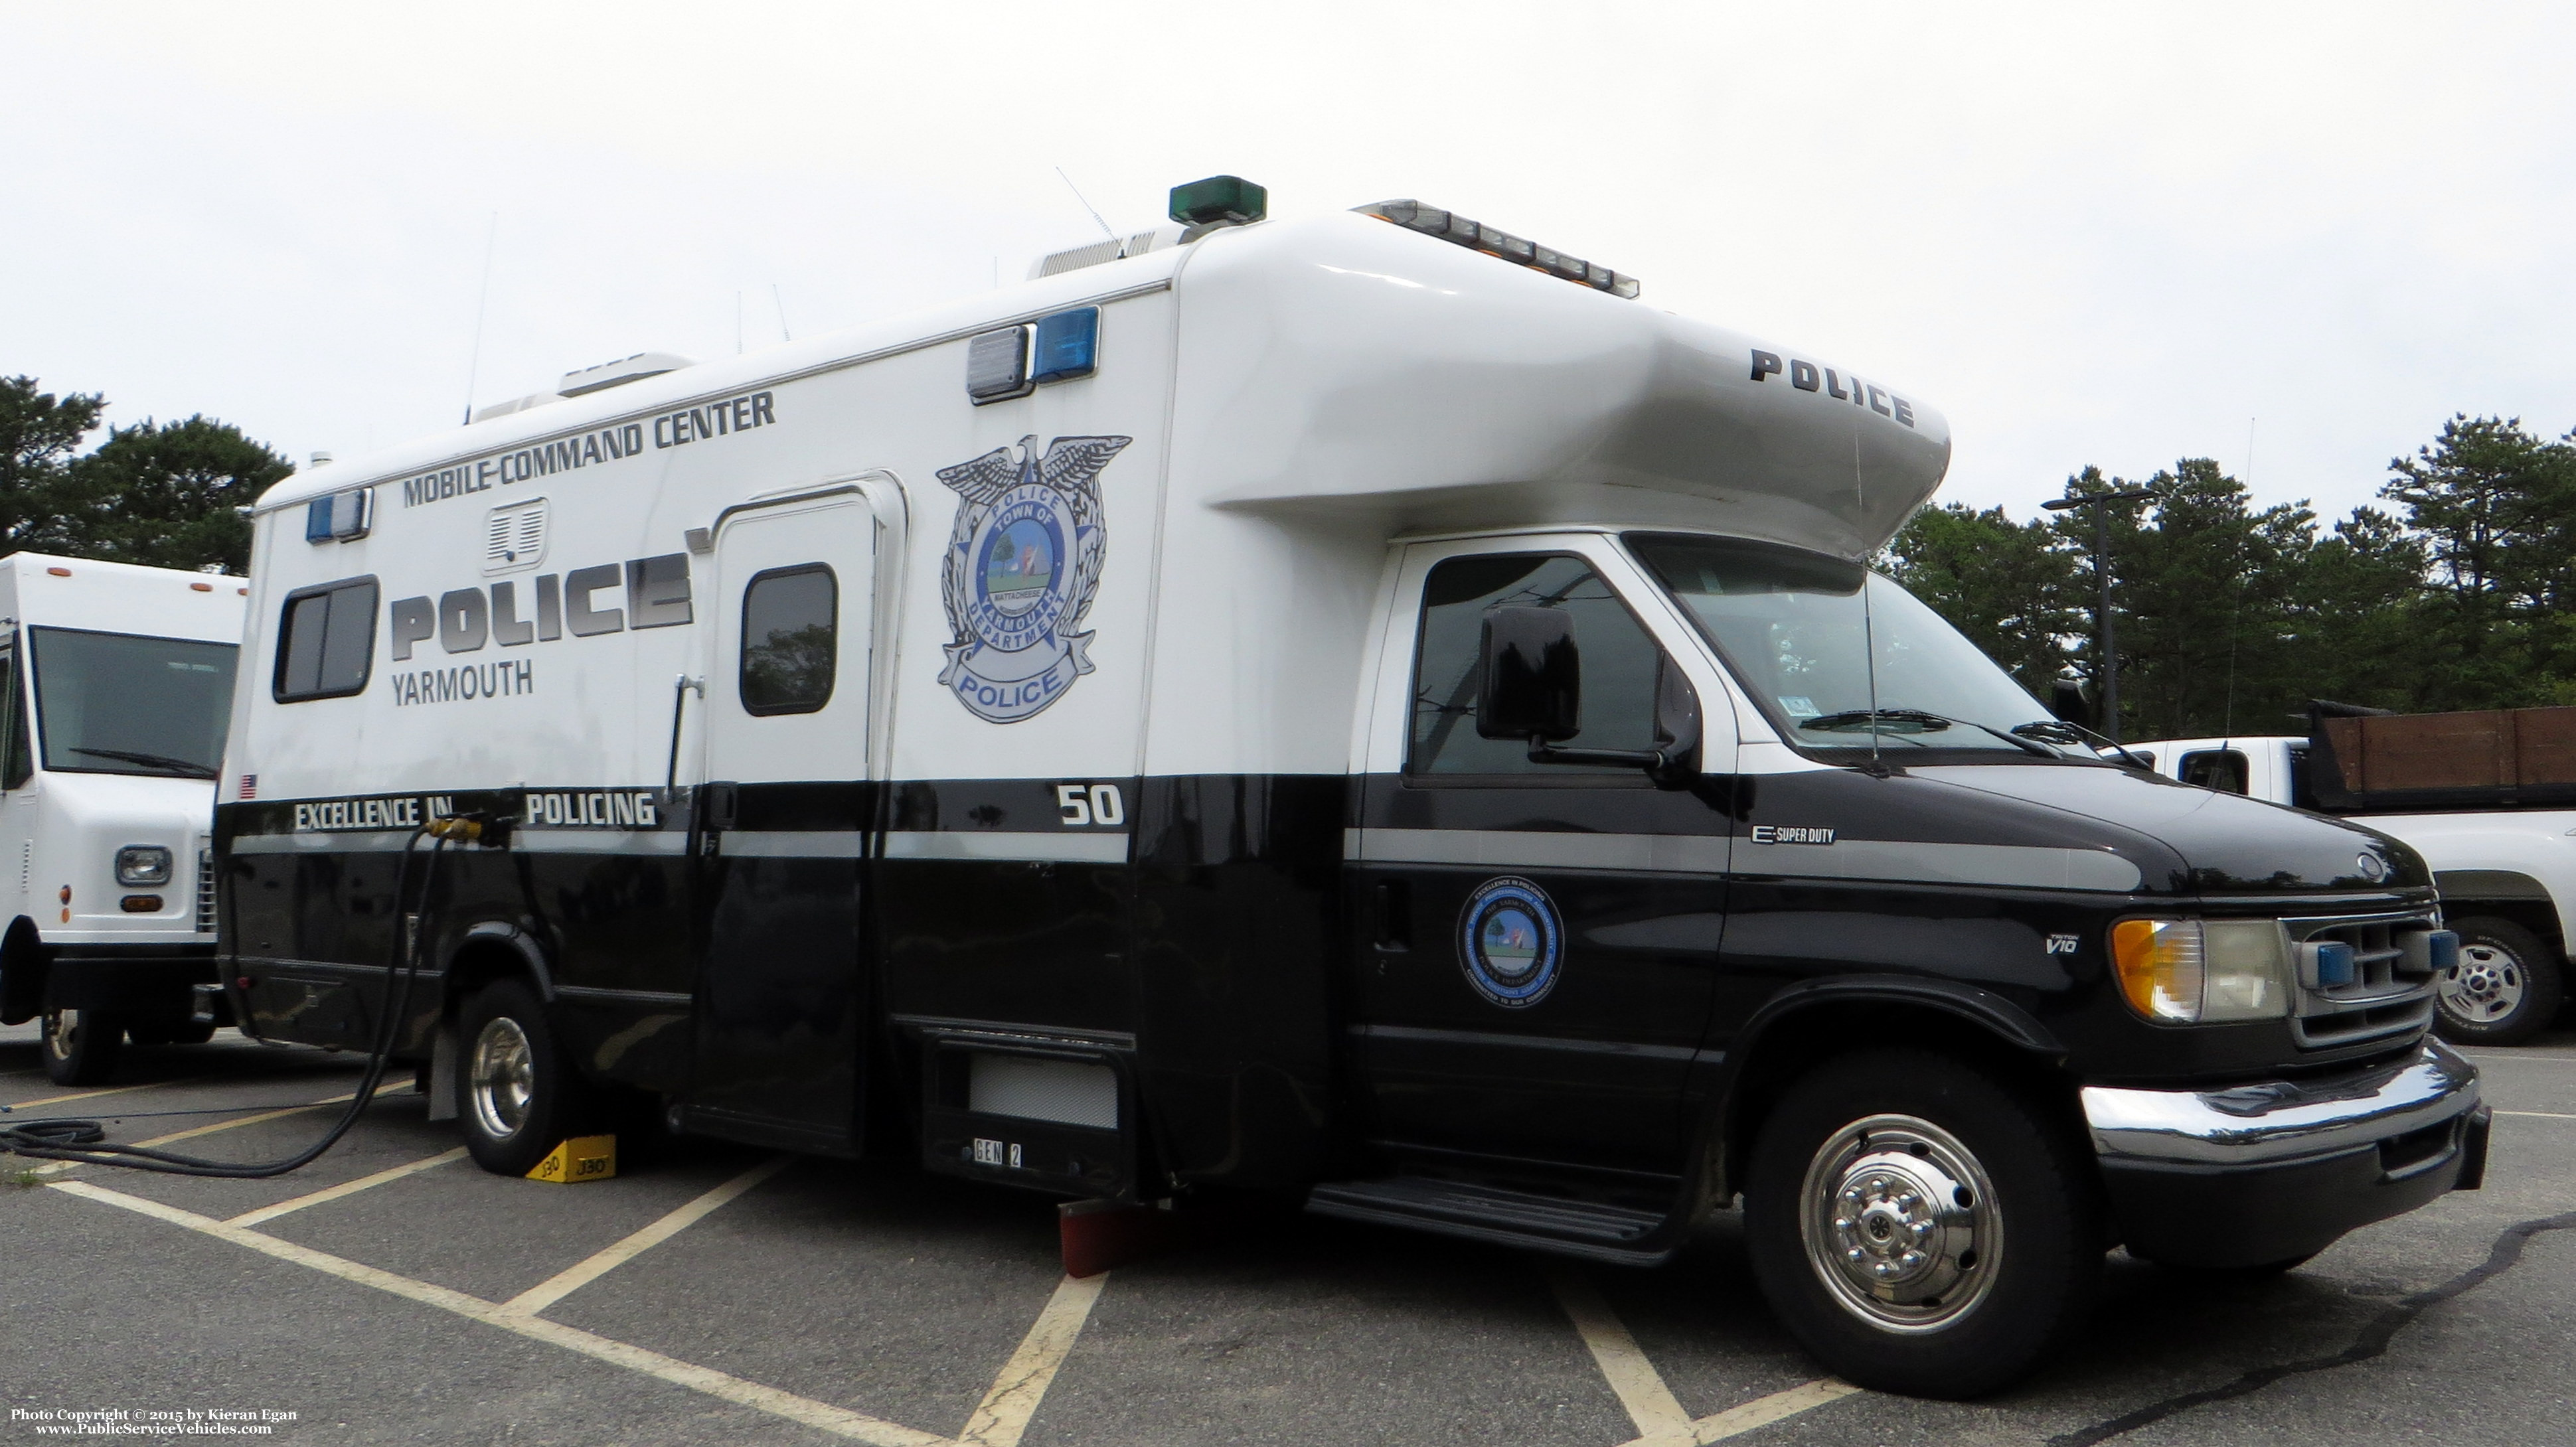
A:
[114, 846, 173, 887]
[2111, 918, 2289, 1024]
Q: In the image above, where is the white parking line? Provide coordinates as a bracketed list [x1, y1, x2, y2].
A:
[959, 1272, 1107, 1447]
[1547, 1260, 1861, 1447]
[50, 1178, 949, 1447]
[499, 1156, 793, 1318]
[1546, 1262, 1692, 1438]
[228, 1147, 469, 1227]
[2497, 1110, 2576, 1120]
[29, 1081, 414, 1178]
[4, 1075, 217, 1112]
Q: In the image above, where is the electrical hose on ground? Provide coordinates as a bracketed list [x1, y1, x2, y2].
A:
[1, 822, 477, 1178]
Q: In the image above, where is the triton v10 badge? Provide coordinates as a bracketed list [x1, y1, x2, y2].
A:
[1457, 876, 1564, 1008]
[935, 433, 1129, 723]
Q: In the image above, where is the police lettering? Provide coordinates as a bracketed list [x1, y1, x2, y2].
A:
[1747, 350, 1916, 428]
[390, 555, 691, 661]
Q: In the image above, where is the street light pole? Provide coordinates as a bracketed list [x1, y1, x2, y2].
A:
[2042, 488, 2156, 743]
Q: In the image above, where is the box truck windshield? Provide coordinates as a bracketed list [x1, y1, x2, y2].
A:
[1629, 534, 2053, 754]
[29, 627, 236, 779]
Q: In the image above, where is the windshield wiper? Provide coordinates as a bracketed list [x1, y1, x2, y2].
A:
[1803, 709, 2059, 759]
[70, 747, 218, 780]
[2009, 720, 2153, 769]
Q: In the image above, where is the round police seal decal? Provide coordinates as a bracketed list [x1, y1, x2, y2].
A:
[934, 434, 1130, 723]
[1457, 876, 1563, 1008]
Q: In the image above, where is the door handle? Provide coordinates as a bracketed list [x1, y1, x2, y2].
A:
[1374, 879, 1411, 951]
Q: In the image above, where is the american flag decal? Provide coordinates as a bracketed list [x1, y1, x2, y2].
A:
[238, 774, 258, 800]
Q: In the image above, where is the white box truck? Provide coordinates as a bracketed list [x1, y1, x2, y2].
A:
[212, 183, 2484, 1397]
[0, 554, 246, 1083]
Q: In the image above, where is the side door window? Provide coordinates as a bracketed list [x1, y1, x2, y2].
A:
[1409, 554, 1662, 776]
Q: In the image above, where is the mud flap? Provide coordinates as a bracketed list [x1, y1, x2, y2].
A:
[426, 1020, 459, 1123]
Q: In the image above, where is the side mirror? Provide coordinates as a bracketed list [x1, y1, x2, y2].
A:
[1477, 606, 1580, 743]
[2050, 678, 2093, 728]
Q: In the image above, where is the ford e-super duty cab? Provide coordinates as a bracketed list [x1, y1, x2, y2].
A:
[0, 554, 245, 1083]
[213, 183, 2487, 1397]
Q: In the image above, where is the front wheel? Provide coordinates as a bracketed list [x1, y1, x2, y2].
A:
[2434, 917, 2563, 1047]
[1743, 1049, 2101, 1399]
[455, 979, 593, 1176]
[40, 1007, 125, 1085]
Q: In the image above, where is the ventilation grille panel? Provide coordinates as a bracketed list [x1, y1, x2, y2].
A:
[483, 498, 549, 574]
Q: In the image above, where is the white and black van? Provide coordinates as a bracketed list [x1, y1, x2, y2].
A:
[214, 184, 2486, 1396]
[0, 554, 246, 1082]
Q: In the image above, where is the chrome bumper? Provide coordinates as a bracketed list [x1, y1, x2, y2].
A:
[2081, 1040, 2481, 1168]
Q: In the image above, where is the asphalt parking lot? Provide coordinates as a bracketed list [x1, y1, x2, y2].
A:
[7, 1024, 2575, 1447]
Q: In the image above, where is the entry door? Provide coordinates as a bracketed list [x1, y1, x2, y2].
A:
[686, 495, 878, 1144]
[1344, 543, 1735, 1180]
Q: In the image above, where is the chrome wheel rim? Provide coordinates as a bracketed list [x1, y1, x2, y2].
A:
[1799, 1112, 2003, 1333]
[44, 1008, 80, 1060]
[468, 1016, 536, 1140]
[2440, 943, 2526, 1027]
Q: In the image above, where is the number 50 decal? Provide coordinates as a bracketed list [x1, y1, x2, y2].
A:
[1056, 783, 1127, 827]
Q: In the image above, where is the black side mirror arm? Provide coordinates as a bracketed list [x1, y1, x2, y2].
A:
[1524, 661, 1702, 789]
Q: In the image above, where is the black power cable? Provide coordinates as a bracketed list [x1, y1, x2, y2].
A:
[2, 817, 486, 1177]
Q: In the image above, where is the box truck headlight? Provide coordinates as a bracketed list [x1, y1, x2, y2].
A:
[115, 846, 173, 887]
[2111, 919, 2289, 1024]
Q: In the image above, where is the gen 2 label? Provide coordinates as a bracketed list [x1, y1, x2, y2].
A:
[1056, 783, 1125, 827]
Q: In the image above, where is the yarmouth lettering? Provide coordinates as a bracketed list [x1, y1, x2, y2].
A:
[394, 659, 534, 706]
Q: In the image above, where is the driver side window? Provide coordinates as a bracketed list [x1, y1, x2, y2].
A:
[1408, 554, 1662, 776]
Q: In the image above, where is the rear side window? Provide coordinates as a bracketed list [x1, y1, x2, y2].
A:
[2180, 749, 2249, 795]
[739, 564, 837, 716]
[274, 577, 379, 702]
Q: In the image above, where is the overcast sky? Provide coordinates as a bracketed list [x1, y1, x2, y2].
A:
[7, 3, 2572, 528]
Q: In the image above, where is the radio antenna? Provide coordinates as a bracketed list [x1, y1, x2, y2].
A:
[460, 212, 499, 425]
[772, 283, 792, 343]
[1856, 431, 1883, 772]
[1055, 167, 1119, 242]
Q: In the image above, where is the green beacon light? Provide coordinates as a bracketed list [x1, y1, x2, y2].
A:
[1169, 175, 1267, 228]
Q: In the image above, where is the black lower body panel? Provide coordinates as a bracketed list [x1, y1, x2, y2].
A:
[44, 945, 218, 1015]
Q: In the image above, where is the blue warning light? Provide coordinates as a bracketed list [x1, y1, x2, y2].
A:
[1030, 307, 1099, 384]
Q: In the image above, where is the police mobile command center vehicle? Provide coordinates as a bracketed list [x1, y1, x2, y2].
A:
[0, 554, 245, 1084]
[216, 178, 2487, 1397]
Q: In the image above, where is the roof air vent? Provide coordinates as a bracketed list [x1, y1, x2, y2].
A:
[1030, 226, 1183, 280]
[558, 352, 693, 398]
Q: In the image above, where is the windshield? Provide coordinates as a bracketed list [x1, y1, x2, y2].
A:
[29, 627, 238, 780]
[1627, 533, 2070, 757]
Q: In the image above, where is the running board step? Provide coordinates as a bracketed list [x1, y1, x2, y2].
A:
[1305, 1178, 1677, 1266]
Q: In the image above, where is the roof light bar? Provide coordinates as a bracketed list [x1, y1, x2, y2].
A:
[1354, 200, 1640, 299]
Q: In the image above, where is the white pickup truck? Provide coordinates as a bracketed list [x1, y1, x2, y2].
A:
[2132, 723, 2573, 1044]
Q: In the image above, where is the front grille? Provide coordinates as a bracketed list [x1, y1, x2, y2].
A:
[2287, 909, 2439, 1047]
[195, 848, 216, 934]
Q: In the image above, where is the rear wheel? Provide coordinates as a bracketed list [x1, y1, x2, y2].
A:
[456, 979, 593, 1176]
[40, 1007, 125, 1085]
[1744, 1049, 2101, 1399]
[2434, 917, 2563, 1046]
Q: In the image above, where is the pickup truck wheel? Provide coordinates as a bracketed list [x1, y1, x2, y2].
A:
[40, 1007, 125, 1086]
[2434, 917, 2563, 1046]
[456, 979, 592, 1176]
[1744, 1049, 2101, 1399]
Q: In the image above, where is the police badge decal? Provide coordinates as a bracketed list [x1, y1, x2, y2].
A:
[935, 433, 1129, 722]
